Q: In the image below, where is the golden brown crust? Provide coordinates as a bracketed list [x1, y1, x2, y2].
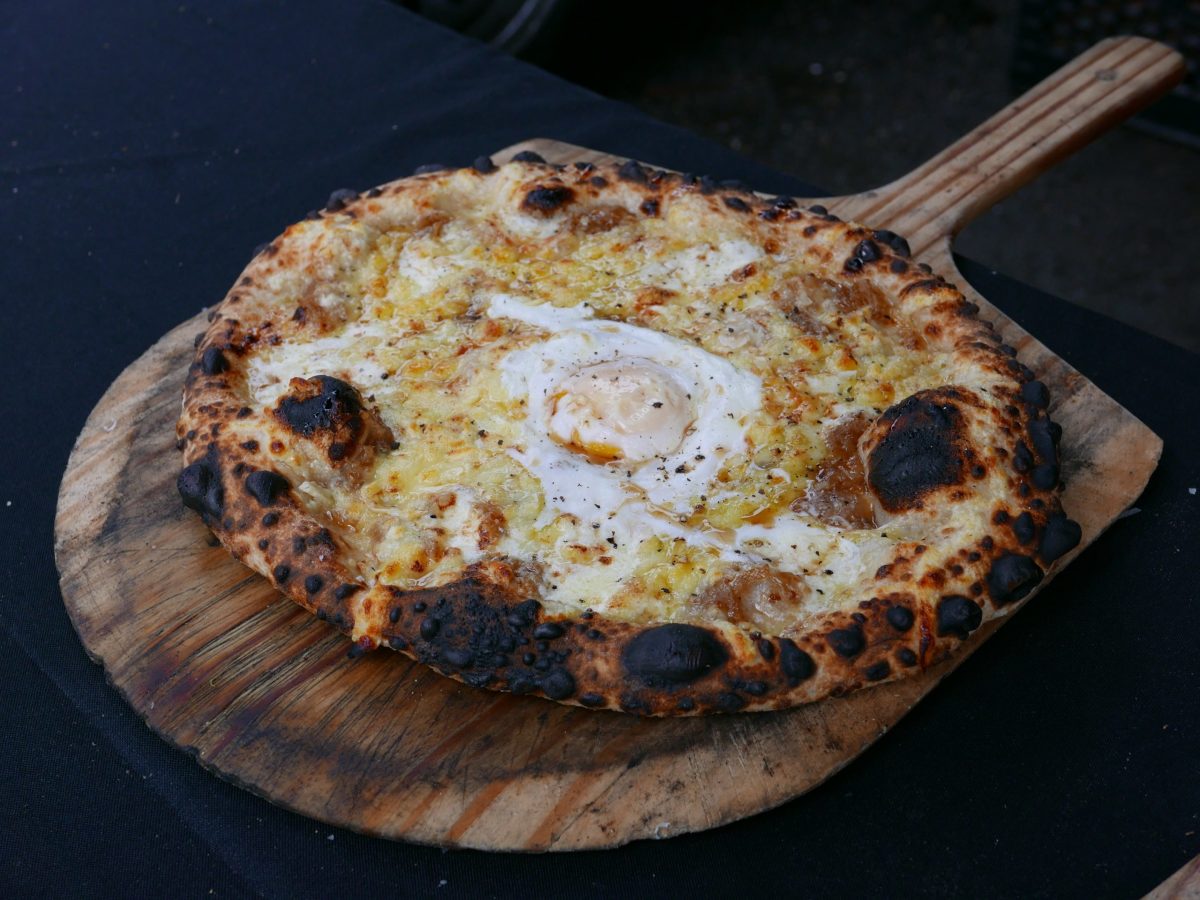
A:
[176, 155, 1082, 715]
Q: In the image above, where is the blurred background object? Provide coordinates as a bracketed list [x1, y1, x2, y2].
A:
[402, 0, 1199, 352]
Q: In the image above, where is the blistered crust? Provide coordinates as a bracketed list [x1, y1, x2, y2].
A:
[177, 154, 1082, 715]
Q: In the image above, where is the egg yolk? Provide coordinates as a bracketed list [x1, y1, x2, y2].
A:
[547, 359, 695, 462]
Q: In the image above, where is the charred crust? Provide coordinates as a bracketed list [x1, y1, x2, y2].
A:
[244, 469, 289, 506]
[177, 447, 223, 521]
[867, 390, 967, 513]
[826, 626, 865, 658]
[886, 605, 914, 631]
[304, 574, 324, 594]
[413, 163, 449, 175]
[1012, 511, 1036, 544]
[325, 188, 359, 212]
[621, 624, 728, 688]
[276, 375, 363, 436]
[541, 669, 576, 700]
[896, 647, 918, 667]
[521, 185, 575, 215]
[936, 595, 982, 638]
[273, 564, 290, 583]
[1031, 463, 1059, 490]
[987, 553, 1043, 605]
[864, 660, 891, 681]
[472, 155, 497, 174]
[617, 160, 649, 183]
[723, 196, 750, 212]
[778, 638, 815, 684]
[510, 150, 546, 164]
[1021, 380, 1050, 408]
[1039, 515, 1082, 563]
[200, 347, 229, 376]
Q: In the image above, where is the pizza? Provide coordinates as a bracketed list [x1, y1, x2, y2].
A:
[176, 151, 1082, 715]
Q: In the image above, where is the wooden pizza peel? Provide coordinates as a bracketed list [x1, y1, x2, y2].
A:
[54, 37, 1180, 851]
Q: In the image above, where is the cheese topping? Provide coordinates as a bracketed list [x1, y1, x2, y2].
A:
[233, 167, 991, 633]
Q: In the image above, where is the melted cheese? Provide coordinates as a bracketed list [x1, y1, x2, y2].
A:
[241, 171, 981, 631]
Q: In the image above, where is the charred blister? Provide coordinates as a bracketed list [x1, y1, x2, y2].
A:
[413, 163, 449, 175]
[986, 553, 1043, 605]
[867, 389, 968, 513]
[864, 660, 891, 681]
[886, 605, 914, 631]
[1028, 418, 1059, 465]
[723, 196, 750, 212]
[826, 625, 865, 658]
[618, 160, 649, 184]
[177, 449, 224, 521]
[778, 637, 815, 684]
[274, 375, 394, 468]
[1021, 380, 1050, 409]
[521, 185, 575, 215]
[1039, 514, 1082, 563]
[510, 150, 546, 164]
[244, 470, 289, 506]
[541, 669, 576, 700]
[200, 347, 230, 376]
[936, 595, 982, 638]
[621, 624, 728, 688]
[325, 188, 359, 212]
[1012, 511, 1036, 544]
[472, 155, 497, 174]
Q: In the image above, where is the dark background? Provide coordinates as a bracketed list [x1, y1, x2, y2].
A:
[2, 1, 1197, 897]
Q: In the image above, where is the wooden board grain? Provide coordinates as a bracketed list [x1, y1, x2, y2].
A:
[54, 37, 1178, 851]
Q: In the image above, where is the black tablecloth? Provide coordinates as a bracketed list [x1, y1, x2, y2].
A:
[3, 2, 1197, 896]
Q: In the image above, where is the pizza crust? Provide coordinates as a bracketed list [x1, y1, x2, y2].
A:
[177, 154, 1081, 715]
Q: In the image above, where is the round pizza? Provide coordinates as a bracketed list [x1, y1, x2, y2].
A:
[176, 152, 1082, 715]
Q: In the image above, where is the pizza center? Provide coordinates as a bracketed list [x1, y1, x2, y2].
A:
[548, 359, 695, 462]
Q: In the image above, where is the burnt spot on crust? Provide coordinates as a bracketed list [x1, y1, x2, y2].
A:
[1039, 514, 1082, 563]
[1031, 463, 1059, 490]
[867, 390, 967, 513]
[886, 605, 914, 631]
[277, 375, 363, 436]
[723, 196, 750, 212]
[617, 160, 649, 183]
[778, 638, 815, 685]
[472, 155, 497, 174]
[987, 553, 1043, 605]
[177, 447, 223, 521]
[325, 188, 359, 212]
[200, 347, 229, 376]
[510, 150, 546, 164]
[274, 375, 394, 468]
[413, 163, 449, 175]
[872, 229, 911, 257]
[826, 625, 865, 658]
[621, 624, 728, 688]
[1021, 380, 1050, 409]
[864, 660, 891, 681]
[936, 595, 983, 638]
[1028, 417, 1059, 467]
[521, 185, 575, 215]
[1012, 511, 1036, 544]
[244, 470, 289, 506]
